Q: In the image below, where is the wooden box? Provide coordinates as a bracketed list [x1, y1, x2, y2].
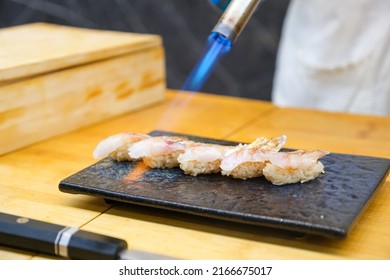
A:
[0, 23, 166, 155]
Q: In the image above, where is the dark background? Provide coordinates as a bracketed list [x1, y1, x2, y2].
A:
[0, 0, 290, 101]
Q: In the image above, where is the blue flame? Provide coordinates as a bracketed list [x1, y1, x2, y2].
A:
[182, 32, 232, 92]
[208, 0, 231, 11]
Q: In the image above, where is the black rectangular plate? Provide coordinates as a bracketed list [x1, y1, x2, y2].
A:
[59, 130, 390, 239]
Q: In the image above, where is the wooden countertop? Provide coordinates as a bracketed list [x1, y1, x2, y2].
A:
[1, 90, 389, 260]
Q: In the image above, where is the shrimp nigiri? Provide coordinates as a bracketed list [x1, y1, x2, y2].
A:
[93, 133, 150, 161]
[220, 135, 287, 179]
[93, 131, 330, 186]
[177, 143, 231, 176]
[262, 150, 330, 185]
[128, 136, 191, 168]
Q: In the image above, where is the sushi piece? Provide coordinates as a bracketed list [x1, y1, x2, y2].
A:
[262, 150, 330, 185]
[93, 133, 150, 161]
[177, 143, 232, 176]
[128, 136, 191, 168]
[220, 135, 287, 179]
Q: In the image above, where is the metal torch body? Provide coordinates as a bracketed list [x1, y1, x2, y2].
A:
[211, 0, 262, 42]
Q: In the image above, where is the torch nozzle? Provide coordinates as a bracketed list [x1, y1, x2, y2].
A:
[212, 0, 261, 42]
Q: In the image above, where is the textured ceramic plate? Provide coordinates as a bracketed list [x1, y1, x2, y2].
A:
[59, 131, 390, 239]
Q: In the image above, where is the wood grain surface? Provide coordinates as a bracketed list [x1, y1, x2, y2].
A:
[0, 23, 165, 155]
[0, 23, 161, 82]
[0, 90, 389, 260]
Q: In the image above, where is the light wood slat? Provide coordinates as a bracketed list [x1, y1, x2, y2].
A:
[0, 23, 161, 82]
[225, 107, 390, 158]
[79, 90, 275, 139]
[0, 246, 34, 260]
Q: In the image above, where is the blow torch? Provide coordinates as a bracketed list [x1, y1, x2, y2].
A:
[182, 0, 262, 91]
[210, 0, 262, 42]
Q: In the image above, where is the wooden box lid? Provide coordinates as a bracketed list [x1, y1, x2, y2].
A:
[0, 23, 162, 83]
